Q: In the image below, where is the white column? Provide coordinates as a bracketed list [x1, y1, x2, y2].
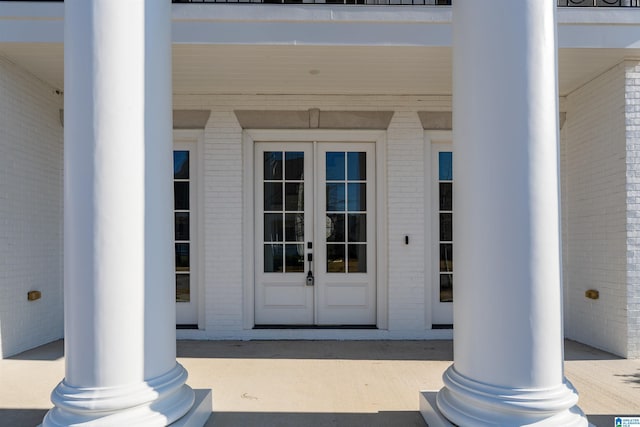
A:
[42, 1, 195, 425]
[436, 1, 589, 425]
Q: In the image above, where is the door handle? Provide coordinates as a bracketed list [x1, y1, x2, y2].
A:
[306, 270, 314, 286]
[306, 250, 314, 286]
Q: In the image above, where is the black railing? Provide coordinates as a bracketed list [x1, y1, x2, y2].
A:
[172, 0, 640, 4]
[559, 0, 639, 5]
[6, 0, 640, 6]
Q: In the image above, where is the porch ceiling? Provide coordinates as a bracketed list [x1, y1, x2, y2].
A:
[0, 42, 637, 97]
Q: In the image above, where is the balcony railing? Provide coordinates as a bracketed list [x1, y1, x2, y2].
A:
[172, 0, 450, 3]
[172, 0, 639, 5]
[8, 0, 640, 6]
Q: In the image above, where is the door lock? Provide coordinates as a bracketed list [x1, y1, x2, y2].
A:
[306, 270, 314, 286]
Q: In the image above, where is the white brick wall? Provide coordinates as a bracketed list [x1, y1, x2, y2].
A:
[625, 60, 640, 359]
[0, 56, 63, 358]
[203, 111, 245, 332]
[386, 112, 426, 331]
[562, 63, 629, 357]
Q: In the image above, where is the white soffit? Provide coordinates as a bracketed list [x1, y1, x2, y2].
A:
[0, 4, 639, 96]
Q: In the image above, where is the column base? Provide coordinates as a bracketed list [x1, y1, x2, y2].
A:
[435, 366, 590, 426]
[42, 363, 195, 427]
[170, 389, 212, 427]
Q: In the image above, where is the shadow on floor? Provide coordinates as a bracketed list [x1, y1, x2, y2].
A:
[563, 340, 622, 362]
[615, 371, 640, 388]
[7, 340, 63, 362]
[177, 340, 454, 361]
[205, 411, 428, 427]
[0, 408, 48, 427]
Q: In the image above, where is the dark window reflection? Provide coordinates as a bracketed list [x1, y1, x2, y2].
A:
[264, 213, 283, 242]
[175, 243, 190, 271]
[440, 274, 453, 302]
[285, 244, 305, 272]
[439, 183, 452, 211]
[326, 183, 345, 212]
[285, 213, 304, 242]
[327, 244, 346, 273]
[285, 183, 304, 212]
[285, 152, 304, 181]
[175, 212, 190, 241]
[347, 152, 366, 180]
[264, 152, 282, 180]
[440, 213, 452, 242]
[440, 243, 453, 272]
[264, 244, 283, 272]
[348, 214, 366, 242]
[348, 244, 367, 273]
[176, 274, 190, 303]
[174, 182, 189, 210]
[264, 182, 283, 211]
[326, 214, 345, 243]
[348, 183, 366, 211]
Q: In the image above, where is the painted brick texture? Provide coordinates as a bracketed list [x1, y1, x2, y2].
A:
[0, 56, 63, 358]
[562, 63, 629, 357]
[625, 60, 640, 358]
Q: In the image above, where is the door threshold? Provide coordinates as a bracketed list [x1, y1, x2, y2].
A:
[176, 324, 199, 330]
[254, 325, 377, 330]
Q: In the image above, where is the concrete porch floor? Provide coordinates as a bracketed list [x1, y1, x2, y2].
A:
[0, 340, 638, 427]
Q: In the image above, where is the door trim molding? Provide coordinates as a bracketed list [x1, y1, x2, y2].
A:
[242, 129, 388, 330]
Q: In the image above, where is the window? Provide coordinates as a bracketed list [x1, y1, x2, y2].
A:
[438, 151, 453, 302]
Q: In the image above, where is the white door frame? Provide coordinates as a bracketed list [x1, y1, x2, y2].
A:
[243, 129, 388, 330]
[424, 130, 454, 328]
[174, 129, 205, 329]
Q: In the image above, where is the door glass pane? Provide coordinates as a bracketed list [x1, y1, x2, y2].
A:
[175, 243, 190, 271]
[347, 183, 366, 211]
[174, 182, 189, 210]
[440, 243, 453, 272]
[326, 152, 345, 180]
[439, 183, 452, 211]
[175, 212, 190, 241]
[285, 244, 305, 272]
[285, 183, 304, 211]
[264, 182, 283, 211]
[285, 213, 304, 242]
[440, 274, 453, 302]
[264, 213, 283, 242]
[348, 214, 366, 242]
[327, 244, 346, 273]
[285, 152, 304, 180]
[347, 152, 366, 180]
[348, 244, 367, 273]
[176, 274, 190, 302]
[264, 152, 283, 180]
[439, 152, 453, 180]
[440, 213, 452, 241]
[264, 244, 283, 272]
[174, 151, 189, 179]
[326, 214, 345, 243]
[326, 183, 345, 212]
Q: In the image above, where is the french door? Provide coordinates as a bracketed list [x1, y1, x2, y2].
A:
[254, 142, 376, 325]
